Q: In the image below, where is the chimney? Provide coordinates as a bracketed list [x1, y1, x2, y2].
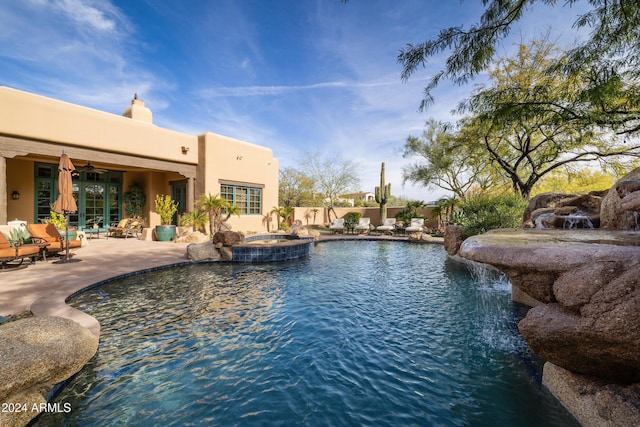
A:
[122, 93, 153, 123]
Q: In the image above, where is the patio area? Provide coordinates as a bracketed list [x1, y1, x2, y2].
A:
[0, 238, 190, 335]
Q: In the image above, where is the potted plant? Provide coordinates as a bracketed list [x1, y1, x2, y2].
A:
[123, 182, 146, 218]
[47, 210, 77, 241]
[154, 194, 178, 241]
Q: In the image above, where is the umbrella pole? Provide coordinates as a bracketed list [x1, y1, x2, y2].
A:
[54, 211, 81, 264]
[64, 211, 70, 261]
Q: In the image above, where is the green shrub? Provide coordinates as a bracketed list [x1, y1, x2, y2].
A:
[455, 193, 527, 237]
[343, 211, 362, 227]
[394, 201, 426, 224]
[46, 210, 67, 229]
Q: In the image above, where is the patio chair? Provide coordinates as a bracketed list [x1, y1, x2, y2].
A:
[26, 223, 82, 257]
[405, 218, 425, 233]
[123, 219, 144, 239]
[108, 218, 131, 238]
[0, 230, 44, 269]
[354, 217, 371, 234]
[376, 218, 396, 235]
[329, 218, 345, 234]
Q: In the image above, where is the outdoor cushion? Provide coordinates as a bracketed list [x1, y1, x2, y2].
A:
[26, 223, 82, 252]
[0, 232, 39, 265]
[329, 218, 345, 234]
[355, 218, 371, 233]
[405, 218, 425, 233]
[376, 218, 396, 233]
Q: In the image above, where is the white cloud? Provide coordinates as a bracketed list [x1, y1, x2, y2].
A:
[54, 0, 118, 32]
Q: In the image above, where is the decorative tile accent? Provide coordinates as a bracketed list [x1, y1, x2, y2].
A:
[233, 235, 314, 263]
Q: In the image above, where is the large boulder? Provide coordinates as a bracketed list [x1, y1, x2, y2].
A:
[0, 316, 98, 427]
[176, 230, 209, 244]
[601, 167, 640, 230]
[186, 242, 221, 261]
[443, 225, 465, 255]
[519, 262, 640, 383]
[543, 363, 640, 427]
[523, 193, 572, 226]
[524, 192, 603, 229]
[290, 223, 321, 241]
[212, 230, 245, 246]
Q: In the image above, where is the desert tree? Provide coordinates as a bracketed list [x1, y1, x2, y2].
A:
[397, 0, 640, 127]
[302, 152, 360, 221]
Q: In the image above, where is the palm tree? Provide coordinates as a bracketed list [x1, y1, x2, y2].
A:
[272, 206, 294, 229]
[430, 204, 445, 232]
[262, 211, 273, 232]
[180, 209, 208, 233]
[197, 193, 240, 237]
[270, 206, 282, 229]
[303, 209, 313, 225]
[438, 196, 460, 224]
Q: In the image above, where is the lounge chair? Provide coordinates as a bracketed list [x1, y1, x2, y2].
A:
[124, 219, 144, 239]
[376, 218, 396, 235]
[405, 218, 425, 233]
[109, 218, 143, 239]
[108, 218, 130, 238]
[355, 217, 371, 234]
[26, 223, 82, 257]
[0, 230, 42, 269]
[329, 218, 345, 234]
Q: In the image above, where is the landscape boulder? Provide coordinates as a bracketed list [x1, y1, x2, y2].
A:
[601, 167, 640, 230]
[443, 225, 465, 255]
[212, 230, 244, 246]
[0, 316, 98, 427]
[524, 192, 602, 229]
[186, 242, 222, 261]
[176, 230, 209, 244]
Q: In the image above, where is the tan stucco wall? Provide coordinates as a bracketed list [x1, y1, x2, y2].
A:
[292, 206, 437, 228]
[6, 159, 35, 222]
[0, 86, 197, 164]
[198, 132, 278, 232]
[1, 86, 279, 234]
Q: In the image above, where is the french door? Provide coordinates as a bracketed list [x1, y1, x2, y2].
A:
[35, 163, 122, 228]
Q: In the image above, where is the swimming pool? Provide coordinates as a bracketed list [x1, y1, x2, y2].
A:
[35, 241, 578, 426]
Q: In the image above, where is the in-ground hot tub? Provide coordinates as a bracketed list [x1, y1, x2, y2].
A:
[232, 234, 315, 263]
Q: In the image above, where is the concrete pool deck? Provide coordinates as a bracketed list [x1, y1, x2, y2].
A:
[0, 232, 438, 336]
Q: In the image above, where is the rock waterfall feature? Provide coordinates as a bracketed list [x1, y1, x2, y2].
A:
[450, 167, 640, 426]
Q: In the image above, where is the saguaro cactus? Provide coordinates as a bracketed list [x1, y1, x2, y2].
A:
[375, 162, 391, 223]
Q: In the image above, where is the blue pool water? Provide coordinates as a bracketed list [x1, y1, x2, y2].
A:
[36, 241, 578, 426]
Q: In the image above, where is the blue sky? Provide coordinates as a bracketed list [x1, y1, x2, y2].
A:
[0, 0, 588, 201]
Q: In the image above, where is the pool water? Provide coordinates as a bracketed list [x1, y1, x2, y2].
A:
[36, 241, 578, 426]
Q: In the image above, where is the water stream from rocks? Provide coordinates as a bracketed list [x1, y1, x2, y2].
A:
[535, 210, 595, 229]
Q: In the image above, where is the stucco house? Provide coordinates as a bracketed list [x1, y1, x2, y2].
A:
[0, 86, 278, 235]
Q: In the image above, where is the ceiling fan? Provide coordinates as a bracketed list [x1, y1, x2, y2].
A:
[76, 161, 109, 173]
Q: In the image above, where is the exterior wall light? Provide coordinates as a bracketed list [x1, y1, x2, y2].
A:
[12, 190, 20, 200]
[181, 146, 189, 154]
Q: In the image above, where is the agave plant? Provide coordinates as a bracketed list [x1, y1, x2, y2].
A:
[3, 227, 31, 247]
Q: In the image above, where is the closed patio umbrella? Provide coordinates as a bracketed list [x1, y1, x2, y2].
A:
[52, 151, 81, 263]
